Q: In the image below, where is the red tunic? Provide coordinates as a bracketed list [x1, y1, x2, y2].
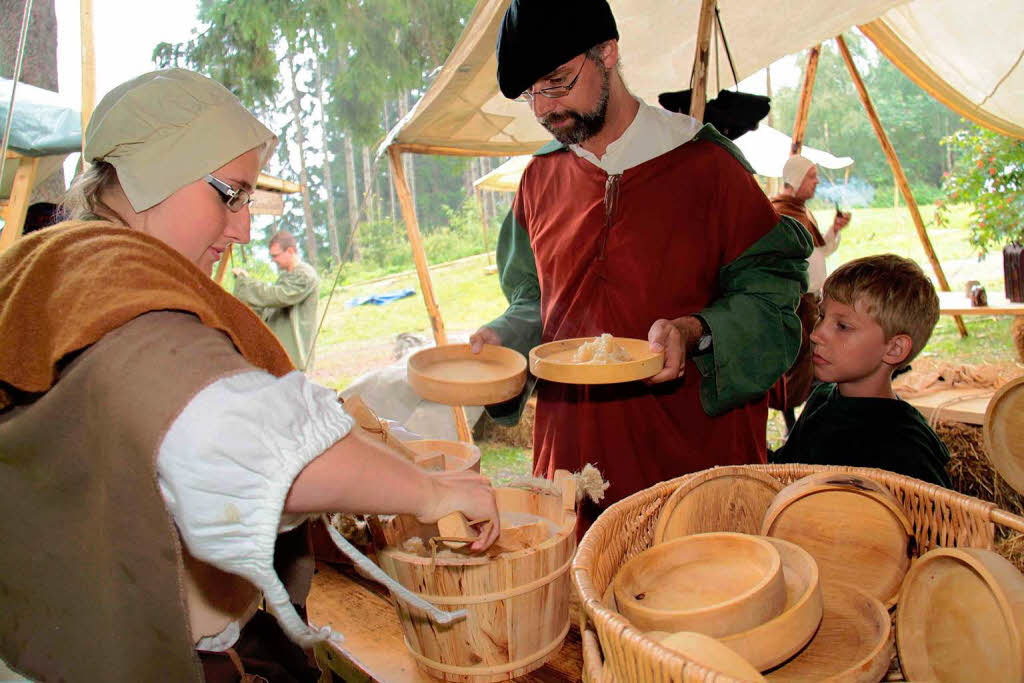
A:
[514, 140, 780, 510]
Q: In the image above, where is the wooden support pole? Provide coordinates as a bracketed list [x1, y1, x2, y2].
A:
[0, 155, 39, 253]
[791, 45, 820, 155]
[388, 146, 473, 443]
[214, 244, 232, 285]
[80, 0, 96, 158]
[836, 35, 967, 338]
[688, 0, 717, 122]
[475, 187, 492, 265]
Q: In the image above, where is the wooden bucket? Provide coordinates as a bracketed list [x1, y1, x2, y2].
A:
[378, 481, 577, 682]
[573, 464, 1024, 683]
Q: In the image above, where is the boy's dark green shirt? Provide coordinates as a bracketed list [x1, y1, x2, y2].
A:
[772, 383, 952, 487]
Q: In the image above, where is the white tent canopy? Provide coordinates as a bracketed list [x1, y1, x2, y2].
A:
[474, 124, 854, 193]
[382, 0, 1024, 157]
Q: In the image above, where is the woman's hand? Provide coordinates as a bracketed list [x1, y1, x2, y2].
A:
[418, 471, 501, 551]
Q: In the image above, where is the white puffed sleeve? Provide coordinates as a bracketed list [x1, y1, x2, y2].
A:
[157, 369, 354, 646]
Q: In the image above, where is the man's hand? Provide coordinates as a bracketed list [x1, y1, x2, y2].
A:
[832, 211, 851, 233]
[647, 316, 703, 383]
[469, 326, 502, 354]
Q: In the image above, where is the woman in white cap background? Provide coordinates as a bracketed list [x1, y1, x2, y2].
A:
[768, 154, 853, 433]
[0, 69, 499, 683]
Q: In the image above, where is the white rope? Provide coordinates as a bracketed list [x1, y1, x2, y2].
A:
[0, 0, 35, 189]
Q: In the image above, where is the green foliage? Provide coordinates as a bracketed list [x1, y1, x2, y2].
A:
[936, 126, 1024, 254]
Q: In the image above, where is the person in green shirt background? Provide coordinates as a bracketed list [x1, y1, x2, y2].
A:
[234, 230, 320, 370]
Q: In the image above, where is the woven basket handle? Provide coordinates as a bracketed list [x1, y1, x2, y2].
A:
[582, 625, 606, 683]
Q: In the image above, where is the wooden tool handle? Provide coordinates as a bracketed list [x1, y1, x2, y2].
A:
[553, 470, 577, 512]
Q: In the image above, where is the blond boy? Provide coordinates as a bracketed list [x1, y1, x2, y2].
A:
[772, 254, 951, 486]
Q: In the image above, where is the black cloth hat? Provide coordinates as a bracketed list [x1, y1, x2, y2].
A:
[497, 0, 619, 100]
[658, 89, 771, 140]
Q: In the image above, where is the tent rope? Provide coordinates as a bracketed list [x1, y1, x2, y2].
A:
[0, 0, 35, 189]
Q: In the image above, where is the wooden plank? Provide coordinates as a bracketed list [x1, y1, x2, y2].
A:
[387, 146, 473, 444]
[307, 563, 582, 682]
[0, 156, 39, 253]
[905, 388, 993, 426]
[938, 291, 1024, 316]
[688, 0, 718, 122]
[791, 45, 820, 155]
[835, 34, 967, 339]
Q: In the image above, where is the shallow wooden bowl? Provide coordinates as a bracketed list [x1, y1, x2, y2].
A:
[896, 547, 1024, 682]
[654, 467, 785, 544]
[765, 582, 891, 682]
[985, 376, 1024, 494]
[648, 631, 766, 682]
[720, 537, 823, 672]
[405, 438, 481, 473]
[529, 337, 663, 385]
[613, 532, 787, 637]
[407, 343, 526, 405]
[761, 472, 913, 607]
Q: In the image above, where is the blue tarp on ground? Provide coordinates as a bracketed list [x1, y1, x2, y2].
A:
[346, 287, 416, 308]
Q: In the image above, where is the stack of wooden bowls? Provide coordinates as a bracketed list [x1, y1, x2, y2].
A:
[574, 465, 1024, 683]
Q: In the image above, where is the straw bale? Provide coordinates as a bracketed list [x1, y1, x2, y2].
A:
[1013, 317, 1024, 363]
[472, 396, 535, 447]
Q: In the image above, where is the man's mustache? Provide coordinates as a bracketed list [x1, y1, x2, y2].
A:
[541, 111, 581, 127]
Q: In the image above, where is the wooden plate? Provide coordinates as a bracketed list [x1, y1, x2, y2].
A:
[529, 337, 663, 384]
[765, 582, 892, 682]
[654, 467, 785, 544]
[761, 472, 913, 607]
[405, 439, 481, 473]
[896, 547, 1024, 682]
[614, 532, 787, 637]
[985, 376, 1024, 494]
[720, 537, 823, 672]
[406, 343, 526, 405]
[649, 631, 766, 682]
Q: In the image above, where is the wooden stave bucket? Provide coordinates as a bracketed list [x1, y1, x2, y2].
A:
[572, 463, 1024, 683]
[379, 487, 577, 682]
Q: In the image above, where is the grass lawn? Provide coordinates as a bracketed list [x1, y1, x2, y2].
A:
[310, 204, 1021, 467]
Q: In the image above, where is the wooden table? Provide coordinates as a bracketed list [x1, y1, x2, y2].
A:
[938, 291, 1024, 316]
[307, 562, 583, 682]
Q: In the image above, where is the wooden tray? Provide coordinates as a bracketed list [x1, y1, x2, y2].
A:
[720, 537, 823, 673]
[761, 472, 913, 607]
[405, 439, 481, 473]
[654, 467, 784, 544]
[896, 547, 1024, 682]
[650, 632, 765, 682]
[613, 533, 786, 637]
[529, 337, 663, 385]
[985, 376, 1024, 494]
[765, 582, 892, 682]
[407, 343, 526, 406]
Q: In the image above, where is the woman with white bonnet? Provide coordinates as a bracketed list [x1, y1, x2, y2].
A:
[0, 69, 499, 682]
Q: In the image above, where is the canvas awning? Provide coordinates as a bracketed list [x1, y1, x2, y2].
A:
[382, 0, 1024, 157]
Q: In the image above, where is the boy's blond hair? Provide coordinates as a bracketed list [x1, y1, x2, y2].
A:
[823, 254, 939, 367]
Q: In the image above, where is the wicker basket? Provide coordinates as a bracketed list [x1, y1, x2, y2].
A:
[572, 464, 1024, 683]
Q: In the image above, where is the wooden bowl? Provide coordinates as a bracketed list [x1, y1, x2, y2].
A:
[649, 631, 766, 682]
[764, 582, 891, 682]
[407, 343, 526, 406]
[896, 547, 1024, 682]
[761, 472, 913, 607]
[654, 467, 784, 544]
[529, 337, 663, 385]
[405, 438, 481, 473]
[613, 533, 787, 637]
[985, 376, 1024, 494]
[720, 537, 823, 672]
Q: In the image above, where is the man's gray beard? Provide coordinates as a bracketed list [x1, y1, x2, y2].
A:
[540, 64, 610, 146]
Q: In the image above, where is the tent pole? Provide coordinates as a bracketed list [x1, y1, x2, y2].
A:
[791, 45, 820, 155]
[214, 244, 232, 284]
[475, 187, 492, 265]
[388, 146, 473, 443]
[836, 34, 967, 338]
[81, 0, 96, 160]
[688, 0, 717, 122]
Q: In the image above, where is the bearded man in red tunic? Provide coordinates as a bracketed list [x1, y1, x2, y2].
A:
[470, 0, 813, 529]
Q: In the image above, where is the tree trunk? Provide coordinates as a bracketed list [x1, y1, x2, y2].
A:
[362, 145, 376, 223]
[343, 134, 361, 259]
[1, 0, 64, 202]
[286, 51, 319, 267]
[314, 58, 341, 265]
[385, 101, 397, 231]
